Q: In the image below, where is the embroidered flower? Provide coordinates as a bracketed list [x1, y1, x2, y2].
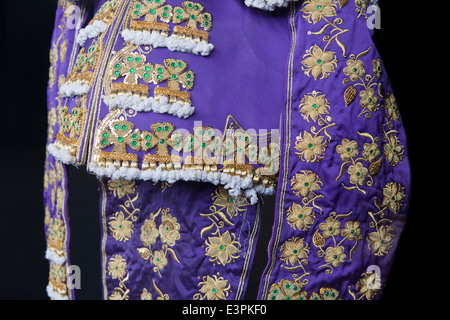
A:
[47, 107, 57, 141]
[268, 280, 304, 301]
[141, 218, 160, 246]
[356, 272, 381, 300]
[213, 186, 249, 218]
[109, 291, 123, 300]
[336, 139, 359, 161]
[159, 213, 180, 246]
[367, 225, 394, 256]
[381, 182, 405, 214]
[320, 287, 340, 300]
[197, 275, 230, 300]
[355, 0, 370, 12]
[299, 92, 330, 122]
[280, 237, 309, 266]
[294, 131, 326, 163]
[299, 136, 325, 160]
[383, 135, 404, 166]
[362, 142, 381, 162]
[372, 59, 382, 79]
[205, 231, 241, 266]
[341, 221, 361, 241]
[291, 170, 322, 198]
[140, 288, 152, 300]
[108, 179, 136, 199]
[324, 245, 346, 267]
[348, 162, 369, 185]
[301, 45, 337, 80]
[319, 217, 341, 239]
[108, 255, 127, 279]
[287, 203, 315, 231]
[152, 250, 168, 270]
[301, 0, 337, 24]
[384, 93, 400, 122]
[360, 88, 379, 112]
[343, 59, 366, 82]
[109, 211, 133, 242]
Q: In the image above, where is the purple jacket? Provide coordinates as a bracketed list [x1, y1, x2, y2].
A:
[44, 0, 410, 300]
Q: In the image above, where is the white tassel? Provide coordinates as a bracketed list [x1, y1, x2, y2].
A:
[244, 0, 294, 11]
[77, 20, 108, 47]
[59, 82, 90, 98]
[121, 29, 214, 56]
[103, 95, 195, 119]
[88, 162, 275, 201]
[47, 143, 76, 165]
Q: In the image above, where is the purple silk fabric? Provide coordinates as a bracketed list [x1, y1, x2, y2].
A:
[44, 0, 410, 300]
[100, 179, 261, 300]
[257, 2, 410, 300]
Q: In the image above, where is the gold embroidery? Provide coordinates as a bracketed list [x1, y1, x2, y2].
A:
[172, 1, 212, 42]
[136, 208, 181, 277]
[366, 182, 405, 256]
[194, 275, 230, 300]
[200, 186, 250, 266]
[301, 0, 349, 57]
[347, 271, 381, 300]
[342, 47, 382, 118]
[335, 132, 382, 194]
[153, 58, 195, 105]
[140, 280, 169, 300]
[107, 179, 139, 242]
[301, 44, 338, 80]
[48, 262, 68, 296]
[108, 254, 130, 300]
[312, 211, 362, 274]
[130, 0, 173, 35]
[295, 91, 336, 162]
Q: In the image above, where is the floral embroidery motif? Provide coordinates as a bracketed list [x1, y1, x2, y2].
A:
[312, 211, 362, 274]
[347, 270, 382, 300]
[280, 237, 310, 274]
[194, 275, 231, 300]
[290, 170, 323, 209]
[108, 254, 130, 300]
[366, 182, 405, 256]
[123, 0, 214, 55]
[335, 132, 382, 194]
[301, 44, 338, 80]
[301, 0, 349, 57]
[342, 47, 382, 119]
[200, 186, 250, 266]
[295, 91, 335, 162]
[140, 280, 169, 300]
[107, 179, 139, 242]
[136, 208, 181, 277]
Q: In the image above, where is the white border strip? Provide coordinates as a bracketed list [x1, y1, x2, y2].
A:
[46, 285, 69, 300]
[59, 81, 91, 98]
[121, 29, 214, 56]
[77, 20, 108, 47]
[244, 0, 294, 11]
[45, 248, 66, 265]
[48, 143, 76, 165]
[103, 94, 195, 119]
[89, 162, 274, 204]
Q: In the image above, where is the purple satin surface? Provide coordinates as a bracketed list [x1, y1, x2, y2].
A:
[257, 1, 410, 300]
[100, 179, 261, 300]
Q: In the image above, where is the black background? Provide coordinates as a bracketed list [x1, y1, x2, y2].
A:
[0, 0, 429, 305]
